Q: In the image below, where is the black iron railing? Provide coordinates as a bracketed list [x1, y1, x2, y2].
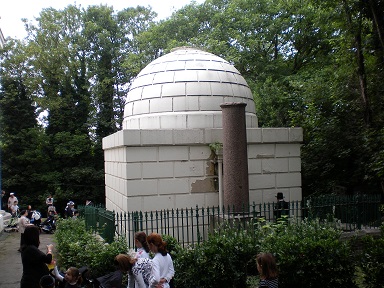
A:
[79, 194, 382, 246]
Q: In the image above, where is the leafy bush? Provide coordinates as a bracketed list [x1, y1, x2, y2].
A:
[54, 218, 127, 277]
[358, 233, 384, 288]
[258, 219, 357, 288]
[162, 234, 183, 260]
[173, 222, 259, 288]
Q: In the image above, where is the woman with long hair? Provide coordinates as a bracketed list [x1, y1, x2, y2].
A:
[147, 233, 174, 288]
[20, 226, 53, 288]
[135, 231, 150, 259]
[115, 253, 152, 288]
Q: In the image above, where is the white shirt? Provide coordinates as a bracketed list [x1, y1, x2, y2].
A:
[18, 215, 30, 233]
[149, 253, 174, 288]
[136, 247, 150, 259]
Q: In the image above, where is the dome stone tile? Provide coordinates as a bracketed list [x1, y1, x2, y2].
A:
[150, 97, 173, 113]
[160, 114, 187, 129]
[161, 83, 186, 97]
[174, 70, 199, 82]
[211, 82, 234, 96]
[184, 60, 208, 70]
[131, 73, 155, 89]
[142, 84, 162, 100]
[173, 97, 200, 112]
[127, 88, 143, 101]
[198, 96, 225, 111]
[152, 71, 175, 84]
[164, 60, 187, 71]
[196, 70, 221, 82]
[218, 71, 238, 83]
[186, 82, 212, 96]
[132, 100, 150, 115]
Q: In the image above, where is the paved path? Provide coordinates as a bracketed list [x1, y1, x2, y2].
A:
[0, 230, 55, 288]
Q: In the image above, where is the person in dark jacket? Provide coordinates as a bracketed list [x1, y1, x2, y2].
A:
[273, 192, 289, 221]
[20, 226, 53, 288]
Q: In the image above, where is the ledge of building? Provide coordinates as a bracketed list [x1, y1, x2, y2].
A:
[102, 127, 303, 149]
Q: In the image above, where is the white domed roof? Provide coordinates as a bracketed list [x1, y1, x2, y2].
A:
[123, 47, 258, 129]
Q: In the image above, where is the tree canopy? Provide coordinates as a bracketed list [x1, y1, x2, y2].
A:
[1, 0, 383, 212]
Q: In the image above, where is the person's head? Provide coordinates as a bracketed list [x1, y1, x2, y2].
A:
[10, 192, 15, 197]
[256, 253, 278, 280]
[114, 254, 136, 273]
[14, 200, 18, 204]
[39, 275, 55, 288]
[276, 192, 284, 200]
[64, 267, 82, 285]
[135, 231, 149, 252]
[27, 205, 32, 210]
[20, 210, 28, 216]
[23, 226, 41, 248]
[147, 233, 168, 256]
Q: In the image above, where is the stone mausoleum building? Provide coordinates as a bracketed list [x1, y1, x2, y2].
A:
[103, 47, 303, 214]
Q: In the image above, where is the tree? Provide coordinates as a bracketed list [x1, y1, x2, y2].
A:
[0, 39, 48, 205]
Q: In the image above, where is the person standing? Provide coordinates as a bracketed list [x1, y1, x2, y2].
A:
[18, 210, 32, 252]
[147, 233, 174, 288]
[20, 226, 53, 288]
[135, 231, 150, 259]
[115, 253, 152, 288]
[46, 195, 54, 217]
[46, 195, 54, 207]
[273, 192, 289, 220]
[1, 190, 6, 210]
[10, 200, 19, 217]
[256, 252, 279, 288]
[65, 201, 75, 218]
[7, 192, 18, 212]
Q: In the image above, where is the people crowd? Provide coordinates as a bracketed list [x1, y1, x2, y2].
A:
[2, 190, 277, 287]
[15, 217, 278, 288]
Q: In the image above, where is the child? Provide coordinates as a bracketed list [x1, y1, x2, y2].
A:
[135, 231, 150, 259]
[39, 275, 55, 288]
[53, 266, 82, 288]
[115, 253, 152, 288]
[10, 200, 19, 217]
[256, 253, 278, 288]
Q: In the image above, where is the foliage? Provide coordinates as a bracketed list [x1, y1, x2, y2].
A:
[1, 0, 384, 210]
[161, 234, 183, 260]
[54, 218, 127, 278]
[171, 218, 359, 288]
[358, 233, 384, 288]
[257, 219, 356, 288]
[174, 222, 259, 288]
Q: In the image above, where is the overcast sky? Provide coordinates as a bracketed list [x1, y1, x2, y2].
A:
[0, 0, 204, 39]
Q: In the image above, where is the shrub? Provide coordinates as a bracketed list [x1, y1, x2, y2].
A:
[258, 219, 357, 288]
[173, 222, 259, 288]
[54, 218, 127, 277]
[358, 232, 384, 288]
[162, 234, 183, 260]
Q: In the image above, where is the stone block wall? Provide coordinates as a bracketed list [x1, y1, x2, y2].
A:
[103, 127, 303, 213]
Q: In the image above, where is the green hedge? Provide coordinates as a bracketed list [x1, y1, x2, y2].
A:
[54, 217, 384, 288]
[258, 219, 356, 288]
[358, 234, 384, 288]
[54, 218, 127, 277]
